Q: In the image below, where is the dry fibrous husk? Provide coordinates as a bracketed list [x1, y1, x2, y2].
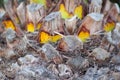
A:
[13, 58, 59, 80]
[102, 23, 120, 52]
[4, 0, 18, 25]
[18, 54, 39, 65]
[111, 4, 120, 19]
[102, 0, 112, 14]
[0, 72, 6, 80]
[26, 3, 45, 28]
[4, 0, 23, 34]
[110, 72, 120, 80]
[1, 28, 22, 50]
[115, 65, 120, 71]
[89, 0, 103, 13]
[67, 56, 89, 70]
[111, 52, 120, 64]
[0, 34, 28, 57]
[14, 65, 54, 80]
[83, 67, 110, 80]
[0, 48, 16, 59]
[10, 62, 20, 71]
[58, 64, 73, 79]
[0, 0, 120, 80]
[15, 36, 28, 51]
[42, 11, 64, 34]
[57, 35, 83, 52]
[5, 62, 20, 78]
[17, 2, 26, 27]
[117, 14, 120, 22]
[77, 13, 103, 35]
[47, 63, 59, 75]
[38, 11, 64, 43]
[0, 8, 5, 19]
[90, 47, 110, 61]
[2, 28, 16, 43]
[41, 43, 62, 64]
[100, 36, 115, 52]
[107, 23, 120, 46]
[103, 3, 120, 32]
[64, 0, 81, 14]
[65, 16, 77, 34]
